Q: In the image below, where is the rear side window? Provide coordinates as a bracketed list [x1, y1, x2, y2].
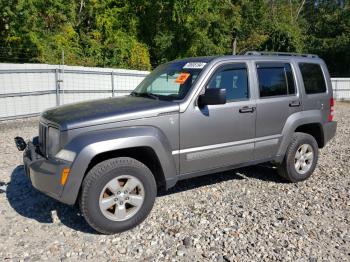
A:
[257, 63, 296, 97]
[299, 63, 327, 94]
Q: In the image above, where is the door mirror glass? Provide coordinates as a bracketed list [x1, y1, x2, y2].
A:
[199, 88, 226, 106]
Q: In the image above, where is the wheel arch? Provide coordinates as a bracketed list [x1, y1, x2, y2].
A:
[85, 146, 166, 192]
[295, 123, 325, 148]
[59, 126, 177, 205]
[276, 110, 324, 162]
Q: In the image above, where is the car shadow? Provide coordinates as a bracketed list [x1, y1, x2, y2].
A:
[6, 165, 95, 234]
[160, 164, 287, 196]
[6, 164, 286, 234]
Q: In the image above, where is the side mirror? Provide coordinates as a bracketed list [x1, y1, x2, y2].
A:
[199, 88, 226, 106]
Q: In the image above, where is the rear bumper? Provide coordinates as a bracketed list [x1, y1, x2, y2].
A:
[23, 141, 72, 204]
[323, 121, 337, 145]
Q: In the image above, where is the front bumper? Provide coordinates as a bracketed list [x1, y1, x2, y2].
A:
[23, 140, 72, 203]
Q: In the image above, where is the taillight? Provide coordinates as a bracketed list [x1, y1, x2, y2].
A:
[328, 97, 335, 121]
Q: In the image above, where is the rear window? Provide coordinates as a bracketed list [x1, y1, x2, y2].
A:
[256, 63, 296, 97]
[299, 63, 327, 94]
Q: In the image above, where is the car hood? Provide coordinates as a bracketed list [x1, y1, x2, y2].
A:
[41, 96, 179, 130]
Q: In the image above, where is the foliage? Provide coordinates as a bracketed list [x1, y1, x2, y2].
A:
[0, 0, 349, 75]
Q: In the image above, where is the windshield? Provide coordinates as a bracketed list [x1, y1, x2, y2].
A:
[131, 61, 207, 100]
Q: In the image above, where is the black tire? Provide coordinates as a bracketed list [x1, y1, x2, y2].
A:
[277, 132, 319, 183]
[79, 157, 157, 234]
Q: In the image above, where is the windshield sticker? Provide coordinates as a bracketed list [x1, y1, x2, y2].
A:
[175, 72, 190, 84]
[183, 62, 207, 69]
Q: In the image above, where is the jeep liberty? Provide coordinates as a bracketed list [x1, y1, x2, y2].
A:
[15, 51, 337, 234]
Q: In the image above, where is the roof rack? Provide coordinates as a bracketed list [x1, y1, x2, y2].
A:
[245, 51, 318, 58]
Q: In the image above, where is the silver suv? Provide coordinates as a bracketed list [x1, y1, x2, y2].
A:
[15, 51, 337, 234]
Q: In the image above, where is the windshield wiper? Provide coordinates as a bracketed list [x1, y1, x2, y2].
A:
[130, 91, 159, 100]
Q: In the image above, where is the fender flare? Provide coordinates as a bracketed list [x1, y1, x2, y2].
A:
[276, 110, 324, 162]
[60, 126, 177, 205]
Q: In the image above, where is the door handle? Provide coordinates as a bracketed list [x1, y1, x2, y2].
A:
[239, 106, 255, 113]
[289, 101, 301, 107]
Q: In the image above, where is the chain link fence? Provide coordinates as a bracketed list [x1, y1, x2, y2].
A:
[0, 63, 349, 121]
[0, 64, 149, 120]
[331, 78, 350, 101]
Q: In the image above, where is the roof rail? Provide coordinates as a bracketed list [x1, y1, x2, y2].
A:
[245, 51, 318, 58]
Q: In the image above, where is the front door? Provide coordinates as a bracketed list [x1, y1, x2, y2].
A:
[178, 62, 256, 174]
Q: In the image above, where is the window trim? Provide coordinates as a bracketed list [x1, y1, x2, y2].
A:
[203, 62, 250, 103]
[255, 61, 298, 99]
[298, 62, 328, 96]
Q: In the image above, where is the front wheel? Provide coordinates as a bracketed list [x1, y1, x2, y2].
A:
[277, 132, 319, 183]
[79, 157, 157, 234]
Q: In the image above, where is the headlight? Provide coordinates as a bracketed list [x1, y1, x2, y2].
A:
[47, 127, 60, 156]
[55, 149, 76, 162]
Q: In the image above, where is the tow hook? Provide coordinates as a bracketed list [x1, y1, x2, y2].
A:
[14, 137, 27, 151]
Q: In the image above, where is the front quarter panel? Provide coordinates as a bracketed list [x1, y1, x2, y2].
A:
[60, 126, 176, 205]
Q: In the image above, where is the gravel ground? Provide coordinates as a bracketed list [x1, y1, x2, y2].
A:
[0, 103, 349, 261]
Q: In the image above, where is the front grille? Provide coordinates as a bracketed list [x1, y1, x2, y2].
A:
[39, 123, 47, 157]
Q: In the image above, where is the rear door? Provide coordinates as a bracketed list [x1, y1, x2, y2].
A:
[254, 61, 301, 160]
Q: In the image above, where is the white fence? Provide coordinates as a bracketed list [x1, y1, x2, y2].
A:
[0, 63, 349, 120]
[0, 63, 149, 120]
[331, 78, 350, 101]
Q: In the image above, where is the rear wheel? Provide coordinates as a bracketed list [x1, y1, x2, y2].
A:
[277, 132, 318, 182]
[79, 157, 157, 234]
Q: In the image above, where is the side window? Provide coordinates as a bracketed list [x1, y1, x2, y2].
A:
[299, 63, 326, 94]
[208, 64, 249, 101]
[257, 63, 296, 97]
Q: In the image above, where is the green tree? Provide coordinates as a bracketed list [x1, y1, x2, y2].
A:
[301, 0, 350, 76]
[135, 0, 241, 65]
[0, 0, 348, 75]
